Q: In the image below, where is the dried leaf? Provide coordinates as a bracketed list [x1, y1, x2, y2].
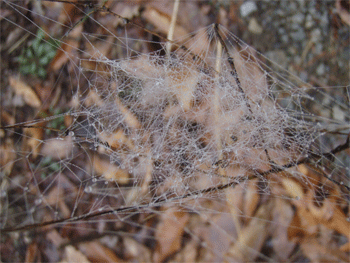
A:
[225, 182, 245, 233]
[336, 0, 350, 26]
[196, 212, 237, 262]
[271, 198, 296, 261]
[282, 177, 304, 199]
[166, 63, 198, 111]
[93, 154, 129, 184]
[172, 239, 198, 262]
[9, 76, 41, 108]
[233, 48, 269, 101]
[25, 242, 39, 263]
[300, 237, 349, 262]
[154, 208, 189, 263]
[123, 237, 152, 262]
[226, 200, 273, 262]
[84, 36, 115, 60]
[46, 186, 71, 218]
[243, 179, 260, 220]
[0, 138, 15, 175]
[295, 165, 350, 241]
[340, 241, 350, 252]
[142, 6, 188, 40]
[50, 24, 82, 72]
[40, 136, 74, 160]
[308, 196, 350, 238]
[115, 97, 141, 129]
[78, 242, 122, 263]
[108, 3, 140, 28]
[1, 111, 15, 126]
[24, 126, 44, 159]
[63, 246, 90, 263]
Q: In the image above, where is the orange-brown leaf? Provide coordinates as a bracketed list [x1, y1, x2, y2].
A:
[154, 208, 189, 263]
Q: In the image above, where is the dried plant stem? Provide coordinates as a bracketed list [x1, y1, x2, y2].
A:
[214, 23, 252, 114]
[166, 0, 180, 57]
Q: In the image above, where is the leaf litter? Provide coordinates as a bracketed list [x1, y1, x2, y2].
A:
[1, 1, 349, 262]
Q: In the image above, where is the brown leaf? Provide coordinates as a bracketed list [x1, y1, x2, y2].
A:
[24, 126, 44, 159]
[340, 241, 350, 252]
[233, 48, 269, 102]
[108, 2, 140, 28]
[225, 180, 245, 233]
[336, 0, 350, 26]
[84, 36, 115, 60]
[295, 164, 350, 241]
[115, 97, 141, 130]
[288, 211, 306, 240]
[271, 198, 296, 261]
[50, 24, 82, 72]
[78, 242, 122, 263]
[93, 154, 129, 184]
[300, 237, 350, 262]
[45, 186, 71, 219]
[195, 212, 237, 262]
[25, 242, 39, 263]
[154, 208, 190, 263]
[40, 136, 74, 160]
[142, 6, 188, 40]
[1, 110, 15, 126]
[63, 246, 90, 263]
[166, 63, 198, 111]
[308, 195, 350, 238]
[226, 200, 273, 262]
[99, 129, 135, 151]
[9, 76, 41, 108]
[123, 237, 152, 262]
[243, 179, 260, 220]
[172, 239, 198, 262]
[0, 138, 16, 175]
[282, 177, 304, 200]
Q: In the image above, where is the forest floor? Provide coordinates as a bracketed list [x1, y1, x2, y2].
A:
[1, 0, 350, 262]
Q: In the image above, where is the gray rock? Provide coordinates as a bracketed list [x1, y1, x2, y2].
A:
[240, 1, 258, 17]
[292, 13, 304, 24]
[316, 64, 326, 75]
[290, 29, 306, 41]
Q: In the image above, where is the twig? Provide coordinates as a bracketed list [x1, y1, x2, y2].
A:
[166, 0, 180, 56]
[2, 134, 349, 234]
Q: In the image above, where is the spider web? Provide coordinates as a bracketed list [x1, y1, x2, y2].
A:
[1, 1, 349, 262]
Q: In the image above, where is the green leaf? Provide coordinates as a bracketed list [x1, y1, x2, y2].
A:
[17, 55, 27, 64]
[17, 28, 58, 78]
[20, 65, 33, 74]
[37, 67, 47, 78]
[36, 44, 44, 57]
[39, 56, 50, 65]
[26, 48, 34, 58]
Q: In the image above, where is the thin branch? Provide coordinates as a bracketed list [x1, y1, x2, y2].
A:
[2, 133, 349, 234]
